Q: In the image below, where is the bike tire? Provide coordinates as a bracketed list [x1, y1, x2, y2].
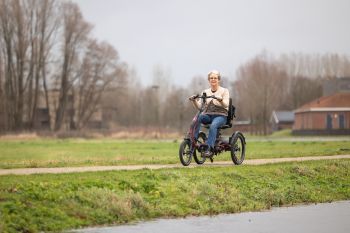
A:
[179, 140, 192, 166]
[230, 132, 245, 165]
[193, 132, 207, 165]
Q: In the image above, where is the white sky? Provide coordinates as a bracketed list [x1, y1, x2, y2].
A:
[72, 0, 350, 86]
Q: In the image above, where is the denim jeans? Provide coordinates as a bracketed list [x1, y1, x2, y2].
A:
[195, 114, 227, 148]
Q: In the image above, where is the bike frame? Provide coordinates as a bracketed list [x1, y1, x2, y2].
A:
[185, 94, 228, 155]
[186, 95, 207, 154]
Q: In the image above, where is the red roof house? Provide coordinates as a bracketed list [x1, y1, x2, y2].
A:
[293, 92, 350, 135]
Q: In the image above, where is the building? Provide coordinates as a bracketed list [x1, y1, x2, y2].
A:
[270, 111, 295, 131]
[293, 92, 350, 135]
[22, 90, 103, 131]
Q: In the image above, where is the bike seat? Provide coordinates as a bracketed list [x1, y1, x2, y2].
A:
[201, 98, 235, 130]
[202, 123, 232, 129]
[219, 123, 232, 129]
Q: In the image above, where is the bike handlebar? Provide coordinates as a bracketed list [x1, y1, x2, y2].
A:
[191, 94, 220, 100]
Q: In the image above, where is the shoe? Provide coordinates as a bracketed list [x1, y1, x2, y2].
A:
[203, 148, 213, 158]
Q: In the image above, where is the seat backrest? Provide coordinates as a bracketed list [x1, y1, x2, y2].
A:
[226, 98, 236, 125]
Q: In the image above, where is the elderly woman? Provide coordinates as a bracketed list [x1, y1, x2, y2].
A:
[189, 70, 230, 157]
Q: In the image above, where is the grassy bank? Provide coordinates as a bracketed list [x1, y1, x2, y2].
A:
[0, 159, 349, 232]
[0, 139, 349, 168]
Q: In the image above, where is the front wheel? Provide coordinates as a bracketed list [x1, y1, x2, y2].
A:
[193, 132, 207, 164]
[179, 140, 192, 166]
[230, 132, 245, 165]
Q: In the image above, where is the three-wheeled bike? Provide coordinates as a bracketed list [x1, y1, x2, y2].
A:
[179, 93, 246, 166]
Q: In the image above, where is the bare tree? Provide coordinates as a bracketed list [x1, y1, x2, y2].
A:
[99, 63, 140, 128]
[54, 2, 92, 131]
[235, 54, 288, 135]
[0, 0, 60, 131]
[0, 0, 132, 133]
[0, 0, 32, 130]
[140, 86, 160, 127]
[188, 75, 208, 95]
[25, 0, 58, 129]
[162, 86, 194, 132]
[74, 40, 119, 129]
[0, 49, 4, 130]
[286, 76, 322, 109]
[279, 53, 350, 79]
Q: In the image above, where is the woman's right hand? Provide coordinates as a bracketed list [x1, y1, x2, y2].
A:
[188, 95, 197, 101]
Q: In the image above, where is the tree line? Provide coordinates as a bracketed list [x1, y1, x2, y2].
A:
[0, 0, 124, 131]
[1, 0, 349, 134]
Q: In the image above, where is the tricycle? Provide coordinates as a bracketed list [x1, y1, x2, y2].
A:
[179, 93, 246, 166]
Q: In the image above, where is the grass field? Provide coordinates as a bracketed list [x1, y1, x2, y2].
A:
[0, 138, 349, 168]
[0, 159, 349, 232]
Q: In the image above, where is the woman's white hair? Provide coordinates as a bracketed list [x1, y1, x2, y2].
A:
[207, 70, 221, 80]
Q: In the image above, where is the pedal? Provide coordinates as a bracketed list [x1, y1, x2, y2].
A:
[198, 144, 208, 153]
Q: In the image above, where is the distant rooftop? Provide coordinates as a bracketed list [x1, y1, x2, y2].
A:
[272, 111, 294, 123]
[295, 92, 350, 113]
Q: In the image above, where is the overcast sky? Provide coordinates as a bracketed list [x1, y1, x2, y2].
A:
[72, 0, 350, 86]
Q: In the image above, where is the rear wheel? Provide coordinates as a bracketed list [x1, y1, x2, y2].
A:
[230, 132, 245, 165]
[193, 132, 207, 164]
[179, 140, 192, 166]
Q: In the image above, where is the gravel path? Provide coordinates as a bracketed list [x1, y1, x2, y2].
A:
[0, 154, 349, 176]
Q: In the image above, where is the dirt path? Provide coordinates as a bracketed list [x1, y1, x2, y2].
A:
[1, 155, 349, 176]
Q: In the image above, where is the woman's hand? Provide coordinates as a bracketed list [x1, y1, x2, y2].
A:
[189, 95, 197, 101]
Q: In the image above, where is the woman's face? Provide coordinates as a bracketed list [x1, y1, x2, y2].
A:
[208, 74, 220, 88]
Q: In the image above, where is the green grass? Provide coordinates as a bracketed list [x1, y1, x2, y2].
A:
[269, 129, 293, 137]
[0, 138, 349, 168]
[245, 129, 293, 138]
[0, 159, 349, 232]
